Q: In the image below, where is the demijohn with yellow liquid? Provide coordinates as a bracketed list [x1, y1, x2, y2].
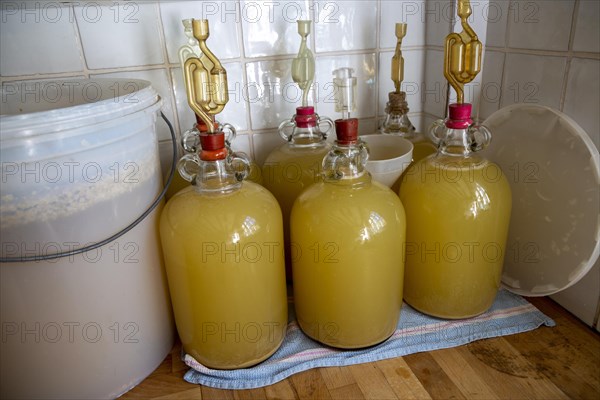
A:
[160, 131, 287, 369]
[160, 18, 286, 369]
[399, 0, 512, 319]
[399, 103, 512, 318]
[291, 118, 406, 348]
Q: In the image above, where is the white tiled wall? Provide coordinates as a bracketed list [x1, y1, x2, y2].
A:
[1, 0, 599, 326]
[0, 0, 442, 161]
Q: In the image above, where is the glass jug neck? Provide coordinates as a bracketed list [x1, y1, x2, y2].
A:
[194, 158, 242, 193]
[381, 111, 415, 136]
[428, 103, 492, 159]
[177, 132, 250, 193]
[279, 106, 333, 146]
[436, 127, 470, 156]
[290, 125, 326, 145]
[322, 141, 370, 184]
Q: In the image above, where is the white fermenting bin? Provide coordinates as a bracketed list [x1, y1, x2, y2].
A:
[0, 79, 175, 399]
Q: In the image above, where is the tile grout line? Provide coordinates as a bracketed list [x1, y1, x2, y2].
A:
[155, 1, 183, 139]
[374, 0, 382, 125]
[235, 0, 258, 160]
[496, 0, 513, 113]
[309, 0, 317, 109]
[559, 0, 580, 112]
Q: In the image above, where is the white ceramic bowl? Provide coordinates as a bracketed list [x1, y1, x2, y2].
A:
[361, 134, 414, 187]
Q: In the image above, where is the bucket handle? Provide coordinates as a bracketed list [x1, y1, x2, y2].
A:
[0, 112, 177, 263]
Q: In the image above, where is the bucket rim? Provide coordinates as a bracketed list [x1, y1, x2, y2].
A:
[0, 78, 160, 140]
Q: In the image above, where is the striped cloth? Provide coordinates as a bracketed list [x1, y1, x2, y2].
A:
[184, 289, 554, 389]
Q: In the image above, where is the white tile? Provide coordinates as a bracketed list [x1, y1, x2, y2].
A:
[425, 0, 451, 47]
[241, 0, 311, 57]
[230, 133, 253, 157]
[158, 140, 176, 181]
[478, 50, 504, 120]
[485, 0, 509, 48]
[246, 58, 307, 130]
[507, 0, 575, 51]
[573, 0, 600, 53]
[500, 53, 567, 110]
[170, 67, 196, 135]
[252, 131, 287, 166]
[380, 0, 426, 48]
[423, 50, 447, 119]
[171, 62, 248, 135]
[77, 2, 163, 69]
[313, 53, 377, 120]
[159, 1, 240, 64]
[378, 50, 424, 117]
[551, 258, 600, 327]
[90, 69, 176, 141]
[314, 0, 377, 52]
[0, 4, 83, 76]
[451, 0, 490, 47]
[563, 58, 600, 151]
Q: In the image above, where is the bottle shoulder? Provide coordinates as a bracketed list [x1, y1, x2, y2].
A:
[163, 181, 279, 215]
[400, 156, 512, 205]
[263, 141, 331, 163]
[294, 178, 404, 212]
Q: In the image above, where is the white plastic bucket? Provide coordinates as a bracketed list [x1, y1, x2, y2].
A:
[0, 79, 174, 399]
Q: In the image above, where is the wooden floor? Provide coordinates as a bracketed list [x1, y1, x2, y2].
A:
[121, 297, 600, 399]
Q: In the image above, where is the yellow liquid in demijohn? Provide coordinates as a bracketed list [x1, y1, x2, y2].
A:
[291, 177, 406, 348]
[160, 181, 287, 369]
[399, 156, 512, 319]
[262, 141, 330, 274]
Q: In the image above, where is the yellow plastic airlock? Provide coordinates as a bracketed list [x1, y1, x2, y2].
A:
[183, 19, 228, 132]
[291, 20, 315, 107]
[391, 23, 407, 94]
[444, 0, 482, 104]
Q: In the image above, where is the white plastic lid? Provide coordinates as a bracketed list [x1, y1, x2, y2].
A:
[0, 79, 158, 140]
[482, 104, 600, 296]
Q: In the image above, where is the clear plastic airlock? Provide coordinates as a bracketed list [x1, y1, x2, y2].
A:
[332, 67, 357, 120]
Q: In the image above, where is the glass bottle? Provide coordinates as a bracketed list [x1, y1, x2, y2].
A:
[262, 106, 334, 279]
[381, 91, 436, 192]
[160, 131, 287, 369]
[399, 103, 512, 319]
[291, 118, 406, 348]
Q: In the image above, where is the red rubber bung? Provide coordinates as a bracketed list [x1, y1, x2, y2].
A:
[446, 103, 473, 129]
[200, 132, 225, 151]
[294, 106, 317, 128]
[335, 118, 359, 145]
[200, 132, 227, 161]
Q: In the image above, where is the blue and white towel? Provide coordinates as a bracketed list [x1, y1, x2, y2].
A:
[184, 289, 554, 389]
